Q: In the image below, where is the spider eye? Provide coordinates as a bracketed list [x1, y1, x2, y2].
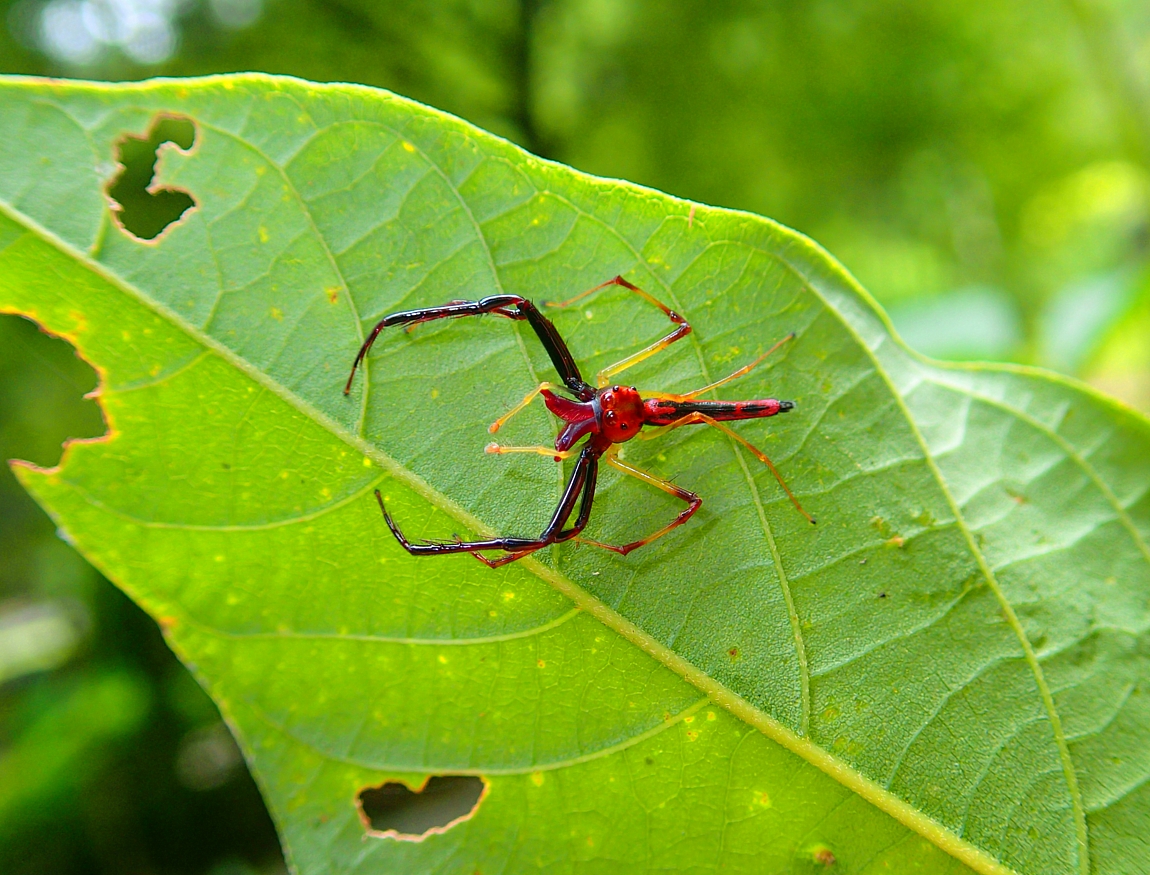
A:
[605, 411, 616, 422]
[621, 423, 629, 430]
[613, 385, 621, 393]
[630, 386, 636, 392]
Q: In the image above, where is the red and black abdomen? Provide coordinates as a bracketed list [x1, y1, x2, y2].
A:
[642, 398, 793, 426]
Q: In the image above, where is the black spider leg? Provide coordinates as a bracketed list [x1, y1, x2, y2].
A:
[374, 443, 600, 567]
[345, 295, 594, 400]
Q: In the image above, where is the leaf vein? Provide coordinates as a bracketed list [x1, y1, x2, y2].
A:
[938, 380, 1150, 572]
[242, 692, 709, 775]
[543, 191, 811, 736]
[769, 248, 1091, 874]
[196, 120, 368, 431]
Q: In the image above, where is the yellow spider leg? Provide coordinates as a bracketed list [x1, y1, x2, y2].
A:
[488, 381, 563, 434]
[546, 275, 678, 319]
[595, 323, 693, 388]
[543, 276, 694, 388]
[640, 412, 815, 524]
[575, 448, 702, 555]
[675, 333, 794, 399]
[644, 333, 794, 401]
[485, 443, 577, 460]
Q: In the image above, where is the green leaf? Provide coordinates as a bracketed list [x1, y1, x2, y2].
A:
[1, 74, 1148, 875]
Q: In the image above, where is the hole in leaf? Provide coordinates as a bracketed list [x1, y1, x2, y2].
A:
[107, 116, 197, 241]
[0, 314, 107, 469]
[1, 314, 108, 593]
[357, 776, 486, 840]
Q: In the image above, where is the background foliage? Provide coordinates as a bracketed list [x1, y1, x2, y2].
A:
[2, 2, 1150, 873]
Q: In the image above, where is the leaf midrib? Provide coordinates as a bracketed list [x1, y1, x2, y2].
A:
[0, 188, 1021, 875]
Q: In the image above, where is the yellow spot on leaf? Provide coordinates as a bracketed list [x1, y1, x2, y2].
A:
[706, 711, 716, 721]
[402, 141, 415, 152]
[537, 660, 546, 669]
[214, 555, 225, 563]
[683, 715, 695, 724]
[685, 730, 698, 741]
[270, 307, 283, 321]
[326, 287, 339, 304]
[754, 790, 771, 807]
[258, 226, 269, 243]
[502, 591, 516, 601]
[363, 456, 372, 467]
[530, 771, 544, 786]
[437, 654, 447, 664]
[430, 388, 440, 399]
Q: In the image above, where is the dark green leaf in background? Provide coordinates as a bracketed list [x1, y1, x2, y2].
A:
[1, 74, 1148, 874]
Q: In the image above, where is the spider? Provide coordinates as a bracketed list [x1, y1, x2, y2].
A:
[344, 276, 814, 567]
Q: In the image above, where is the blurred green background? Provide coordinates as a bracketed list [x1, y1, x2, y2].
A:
[2, 1, 1150, 872]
